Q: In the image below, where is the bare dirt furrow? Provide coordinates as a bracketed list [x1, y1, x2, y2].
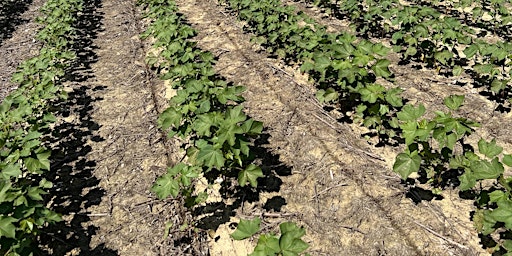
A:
[174, 0, 485, 255]
[40, 0, 207, 255]
[0, 0, 46, 101]
[73, 0, 185, 254]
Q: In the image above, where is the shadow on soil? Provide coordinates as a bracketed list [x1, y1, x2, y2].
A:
[38, 0, 116, 255]
[192, 131, 292, 233]
[405, 185, 443, 204]
[39, 85, 115, 255]
[461, 189, 512, 256]
[143, 11, 293, 239]
[0, 0, 33, 46]
[298, 0, 512, 113]
[466, 69, 512, 113]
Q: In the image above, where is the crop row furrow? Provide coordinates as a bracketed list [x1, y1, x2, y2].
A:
[222, 0, 406, 143]
[219, 0, 512, 254]
[299, 0, 512, 107]
[137, 0, 310, 255]
[0, 0, 83, 254]
[409, 0, 512, 39]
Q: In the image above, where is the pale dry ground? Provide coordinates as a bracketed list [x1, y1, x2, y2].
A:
[174, 0, 487, 255]
[40, 0, 207, 254]
[286, 0, 512, 150]
[2, 0, 503, 254]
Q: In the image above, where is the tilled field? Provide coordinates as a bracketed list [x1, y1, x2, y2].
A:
[1, 0, 512, 255]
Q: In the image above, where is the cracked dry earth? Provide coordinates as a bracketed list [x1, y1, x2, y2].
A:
[0, 0, 507, 255]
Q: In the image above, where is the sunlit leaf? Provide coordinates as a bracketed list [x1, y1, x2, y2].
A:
[231, 218, 261, 240]
[393, 151, 421, 179]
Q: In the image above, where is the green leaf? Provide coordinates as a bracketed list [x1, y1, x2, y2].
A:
[444, 95, 465, 110]
[478, 139, 503, 159]
[235, 138, 251, 157]
[238, 164, 264, 187]
[312, 54, 331, 71]
[474, 64, 496, 75]
[23, 131, 42, 142]
[2, 164, 21, 179]
[471, 158, 504, 180]
[280, 222, 306, 238]
[0, 180, 12, 203]
[36, 150, 51, 170]
[442, 117, 477, 137]
[152, 174, 180, 199]
[28, 186, 46, 201]
[464, 44, 479, 58]
[217, 122, 244, 146]
[503, 154, 512, 167]
[241, 119, 263, 136]
[11, 72, 25, 83]
[180, 165, 199, 187]
[458, 171, 477, 191]
[192, 114, 214, 136]
[404, 34, 417, 46]
[39, 178, 53, 189]
[404, 46, 417, 57]
[0, 216, 17, 238]
[391, 32, 403, 44]
[433, 129, 457, 150]
[389, 117, 400, 129]
[489, 190, 507, 203]
[400, 121, 418, 146]
[379, 104, 390, 115]
[491, 79, 507, 93]
[280, 234, 309, 255]
[353, 53, 372, 67]
[452, 65, 463, 76]
[434, 50, 453, 65]
[24, 157, 47, 173]
[360, 84, 385, 103]
[231, 217, 261, 240]
[473, 209, 497, 235]
[490, 199, 512, 230]
[332, 43, 355, 59]
[225, 105, 247, 125]
[397, 104, 425, 121]
[385, 87, 403, 107]
[279, 222, 309, 255]
[250, 234, 281, 256]
[20, 140, 40, 157]
[14, 194, 27, 206]
[316, 88, 339, 103]
[196, 144, 225, 169]
[159, 107, 182, 130]
[393, 151, 421, 179]
[371, 59, 391, 78]
[372, 43, 389, 56]
[503, 240, 512, 252]
[197, 99, 211, 114]
[151, 164, 187, 199]
[300, 61, 315, 73]
[168, 163, 185, 176]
